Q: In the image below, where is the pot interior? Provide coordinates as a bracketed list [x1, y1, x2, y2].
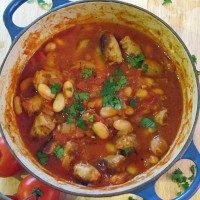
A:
[0, 1, 198, 196]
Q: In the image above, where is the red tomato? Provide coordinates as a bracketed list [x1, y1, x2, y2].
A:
[0, 137, 22, 177]
[17, 175, 60, 200]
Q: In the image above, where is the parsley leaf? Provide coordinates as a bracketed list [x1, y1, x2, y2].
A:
[32, 187, 44, 200]
[130, 98, 137, 108]
[37, 0, 52, 10]
[143, 63, 148, 73]
[100, 69, 127, 110]
[65, 101, 85, 117]
[50, 83, 62, 94]
[66, 115, 74, 124]
[36, 151, 48, 166]
[74, 92, 90, 101]
[82, 68, 93, 79]
[123, 147, 132, 155]
[76, 118, 87, 131]
[54, 145, 64, 159]
[162, 0, 172, 5]
[125, 54, 145, 68]
[66, 87, 72, 92]
[141, 117, 156, 128]
[188, 165, 196, 182]
[128, 197, 137, 200]
[102, 94, 122, 110]
[191, 54, 197, 64]
[88, 114, 94, 123]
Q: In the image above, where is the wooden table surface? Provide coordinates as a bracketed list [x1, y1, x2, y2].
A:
[0, 0, 200, 199]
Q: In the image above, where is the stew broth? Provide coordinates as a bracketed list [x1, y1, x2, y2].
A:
[14, 23, 182, 186]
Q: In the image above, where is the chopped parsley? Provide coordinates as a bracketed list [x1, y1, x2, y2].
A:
[76, 118, 87, 131]
[125, 54, 145, 68]
[82, 68, 93, 79]
[66, 87, 72, 92]
[66, 115, 74, 124]
[54, 145, 64, 159]
[130, 98, 137, 108]
[188, 165, 196, 182]
[141, 117, 156, 129]
[65, 101, 85, 118]
[172, 165, 196, 196]
[123, 147, 132, 155]
[100, 68, 127, 110]
[88, 114, 94, 123]
[50, 83, 62, 94]
[74, 92, 90, 101]
[142, 63, 149, 73]
[191, 54, 197, 64]
[162, 0, 172, 5]
[128, 197, 136, 200]
[36, 151, 48, 166]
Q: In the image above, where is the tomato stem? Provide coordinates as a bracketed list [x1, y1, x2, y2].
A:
[24, 187, 44, 200]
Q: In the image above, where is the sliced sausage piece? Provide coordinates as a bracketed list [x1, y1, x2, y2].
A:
[100, 32, 123, 64]
[115, 134, 139, 150]
[22, 95, 43, 116]
[43, 138, 58, 155]
[73, 163, 101, 182]
[150, 135, 168, 157]
[120, 36, 142, 56]
[62, 141, 78, 170]
[30, 112, 56, 138]
[103, 154, 125, 171]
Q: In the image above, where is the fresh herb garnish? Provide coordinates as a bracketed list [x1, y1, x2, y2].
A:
[54, 145, 64, 159]
[76, 118, 87, 131]
[74, 92, 90, 101]
[67, 87, 72, 92]
[82, 68, 93, 79]
[188, 165, 196, 182]
[36, 151, 48, 166]
[191, 54, 197, 64]
[141, 117, 156, 128]
[100, 68, 127, 110]
[50, 83, 62, 94]
[88, 114, 94, 123]
[125, 54, 145, 68]
[27, 0, 52, 10]
[128, 197, 136, 200]
[162, 0, 172, 5]
[130, 98, 137, 108]
[142, 63, 148, 73]
[172, 165, 196, 196]
[66, 115, 74, 124]
[123, 147, 132, 155]
[65, 101, 85, 118]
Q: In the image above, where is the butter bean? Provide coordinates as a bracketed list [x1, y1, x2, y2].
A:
[38, 83, 55, 101]
[100, 107, 118, 118]
[63, 81, 74, 98]
[13, 96, 22, 115]
[92, 122, 109, 139]
[53, 93, 65, 112]
[113, 119, 133, 132]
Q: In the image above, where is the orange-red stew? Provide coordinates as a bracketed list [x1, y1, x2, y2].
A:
[14, 23, 182, 186]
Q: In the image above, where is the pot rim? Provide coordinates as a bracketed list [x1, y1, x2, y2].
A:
[0, 0, 199, 197]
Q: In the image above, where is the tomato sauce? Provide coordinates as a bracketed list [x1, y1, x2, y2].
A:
[14, 23, 182, 186]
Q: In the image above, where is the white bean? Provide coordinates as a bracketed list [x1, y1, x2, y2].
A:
[38, 83, 55, 101]
[92, 122, 110, 139]
[53, 93, 65, 112]
[45, 42, 57, 52]
[113, 119, 133, 132]
[100, 107, 118, 118]
[63, 81, 74, 98]
[13, 96, 22, 115]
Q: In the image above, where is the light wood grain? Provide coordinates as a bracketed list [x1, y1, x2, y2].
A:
[0, 0, 199, 199]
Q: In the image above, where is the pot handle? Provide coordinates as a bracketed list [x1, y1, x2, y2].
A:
[3, 0, 27, 41]
[3, 0, 70, 42]
[133, 140, 200, 200]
